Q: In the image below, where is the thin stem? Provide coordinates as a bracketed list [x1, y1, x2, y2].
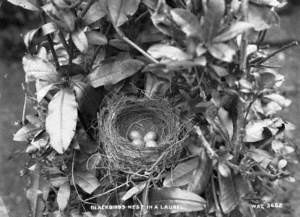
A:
[251, 41, 298, 66]
[21, 83, 27, 125]
[194, 126, 218, 159]
[114, 27, 159, 64]
[239, 0, 249, 73]
[84, 182, 127, 202]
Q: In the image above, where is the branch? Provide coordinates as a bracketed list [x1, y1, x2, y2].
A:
[239, 0, 250, 73]
[250, 41, 298, 66]
[194, 126, 218, 159]
[114, 27, 159, 64]
[234, 0, 249, 161]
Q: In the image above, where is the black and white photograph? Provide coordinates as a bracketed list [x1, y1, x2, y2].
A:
[0, 0, 300, 216]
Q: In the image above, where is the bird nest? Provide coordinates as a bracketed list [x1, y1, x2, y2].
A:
[98, 95, 188, 174]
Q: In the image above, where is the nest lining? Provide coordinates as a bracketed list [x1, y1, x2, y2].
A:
[98, 95, 187, 173]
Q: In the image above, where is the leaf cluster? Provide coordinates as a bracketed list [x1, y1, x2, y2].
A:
[9, 0, 297, 216]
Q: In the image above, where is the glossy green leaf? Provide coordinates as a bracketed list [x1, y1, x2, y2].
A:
[57, 182, 71, 211]
[208, 43, 236, 62]
[250, 0, 283, 7]
[248, 4, 279, 31]
[148, 187, 206, 214]
[23, 55, 59, 82]
[82, 0, 107, 25]
[14, 124, 39, 142]
[203, 0, 225, 42]
[87, 58, 144, 87]
[163, 157, 199, 187]
[218, 174, 239, 214]
[108, 0, 141, 27]
[187, 149, 212, 194]
[86, 31, 108, 45]
[170, 8, 200, 37]
[148, 44, 192, 61]
[46, 88, 78, 154]
[74, 172, 100, 194]
[42, 3, 76, 32]
[72, 29, 89, 53]
[7, 0, 39, 11]
[121, 182, 147, 202]
[244, 119, 274, 142]
[213, 22, 253, 42]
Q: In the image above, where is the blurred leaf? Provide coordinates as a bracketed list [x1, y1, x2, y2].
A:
[0, 196, 9, 217]
[7, 0, 39, 11]
[26, 115, 43, 128]
[46, 88, 78, 154]
[208, 43, 236, 62]
[148, 187, 206, 214]
[42, 3, 76, 32]
[218, 162, 231, 177]
[82, 0, 107, 25]
[72, 29, 89, 53]
[188, 149, 212, 194]
[170, 8, 200, 37]
[86, 31, 108, 45]
[244, 119, 273, 142]
[250, 0, 283, 7]
[248, 4, 279, 31]
[108, 0, 141, 27]
[145, 73, 169, 98]
[213, 22, 253, 43]
[203, 0, 225, 42]
[247, 148, 272, 168]
[57, 182, 70, 210]
[258, 70, 284, 89]
[87, 58, 144, 87]
[14, 124, 39, 142]
[23, 55, 59, 82]
[163, 157, 199, 187]
[148, 44, 192, 61]
[49, 176, 69, 187]
[74, 172, 100, 194]
[264, 94, 291, 107]
[36, 83, 58, 103]
[121, 182, 147, 202]
[218, 174, 239, 214]
[234, 174, 250, 198]
[26, 164, 45, 217]
[150, 1, 177, 37]
[24, 22, 58, 50]
[210, 64, 229, 77]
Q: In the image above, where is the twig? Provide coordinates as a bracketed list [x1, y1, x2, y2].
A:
[21, 83, 27, 125]
[234, 0, 250, 162]
[114, 27, 159, 64]
[194, 126, 217, 159]
[84, 182, 127, 202]
[250, 41, 298, 66]
[239, 0, 249, 73]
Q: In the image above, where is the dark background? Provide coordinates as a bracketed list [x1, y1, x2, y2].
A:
[0, 2, 300, 217]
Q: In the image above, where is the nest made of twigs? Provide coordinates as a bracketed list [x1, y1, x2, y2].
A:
[98, 95, 187, 173]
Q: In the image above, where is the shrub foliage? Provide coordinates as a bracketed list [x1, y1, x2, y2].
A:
[10, 0, 297, 216]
